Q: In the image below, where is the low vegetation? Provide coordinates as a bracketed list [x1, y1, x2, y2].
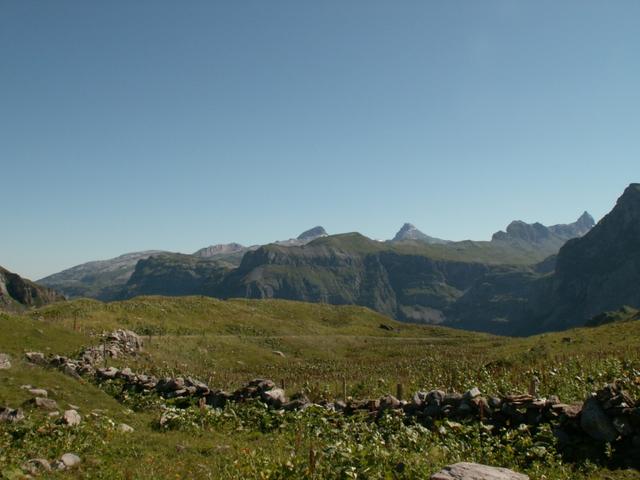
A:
[1, 296, 640, 478]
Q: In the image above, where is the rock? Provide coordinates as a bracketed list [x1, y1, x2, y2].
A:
[28, 388, 48, 397]
[0, 406, 25, 423]
[62, 409, 81, 426]
[0, 353, 11, 369]
[60, 453, 81, 468]
[431, 462, 529, 480]
[379, 394, 401, 411]
[272, 350, 286, 357]
[97, 366, 119, 379]
[22, 458, 52, 475]
[61, 362, 81, 378]
[261, 388, 287, 408]
[118, 423, 134, 433]
[30, 397, 58, 411]
[25, 351, 46, 365]
[463, 387, 481, 400]
[581, 396, 618, 442]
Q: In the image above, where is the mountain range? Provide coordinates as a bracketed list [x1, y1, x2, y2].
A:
[8, 185, 640, 335]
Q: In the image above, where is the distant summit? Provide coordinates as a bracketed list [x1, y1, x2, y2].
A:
[392, 223, 449, 244]
[275, 226, 329, 246]
[297, 226, 328, 242]
[492, 212, 595, 245]
[193, 243, 249, 258]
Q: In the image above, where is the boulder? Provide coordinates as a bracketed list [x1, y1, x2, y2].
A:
[379, 394, 401, 411]
[118, 423, 134, 433]
[30, 397, 58, 411]
[24, 351, 46, 365]
[0, 353, 11, 369]
[431, 462, 529, 480]
[22, 458, 52, 475]
[581, 396, 618, 442]
[60, 453, 81, 469]
[28, 388, 48, 397]
[463, 387, 481, 401]
[0, 407, 25, 423]
[97, 366, 119, 380]
[261, 388, 287, 408]
[62, 409, 81, 426]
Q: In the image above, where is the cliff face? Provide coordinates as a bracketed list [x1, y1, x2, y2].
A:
[0, 266, 64, 310]
[535, 184, 640, 330]
[121, 254, 231, 299]
[219, 234, 497, 324]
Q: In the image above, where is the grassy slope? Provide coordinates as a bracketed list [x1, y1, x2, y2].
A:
[1, 297, 639, 479]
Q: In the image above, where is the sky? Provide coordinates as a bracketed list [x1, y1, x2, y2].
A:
[1, 1, 639, 280]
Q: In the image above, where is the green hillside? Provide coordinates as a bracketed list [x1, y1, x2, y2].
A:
[2, 297, 639, 479]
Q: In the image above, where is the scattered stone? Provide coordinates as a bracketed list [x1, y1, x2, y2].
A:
[22, 458, 52, 475]
[379, 394, 401, 411]
[0, 407, 25, 423]
[62, 409, 81, 426]
[581, 396, 618, 442]
[463, 387, 481, 400]
[60, 453, 81, 469]
[24, 351, 46, 365]
[48, 411, 60, 418]
[261, 387, 287, 408]
[28, 388, 48, 397]
[30, 397, 58, 411]
[118, 423, 134, 433]
[431, 462, 529, 480]
[0, 353, 11, 369]
[97, 366, 119, 380]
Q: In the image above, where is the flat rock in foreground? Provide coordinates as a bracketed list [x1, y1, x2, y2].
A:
[431, 462, 529, 480]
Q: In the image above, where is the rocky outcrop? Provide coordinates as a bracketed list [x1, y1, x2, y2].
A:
[121, 254, 231, 299]
[534, 184, 640, 330]
[0, 266, 63, 310]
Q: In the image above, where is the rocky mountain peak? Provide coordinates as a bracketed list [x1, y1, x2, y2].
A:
[193, 243, 247, 258]
[393, 223, 421, 241]
[392, 223, 449, 244]
[576, 211, 596, 230]
[297, 226, 327, 242]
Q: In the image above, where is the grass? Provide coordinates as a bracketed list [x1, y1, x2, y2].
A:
[1, 296, 640, 479]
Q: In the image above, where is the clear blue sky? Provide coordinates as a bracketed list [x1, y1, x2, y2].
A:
[1, 1, 639, 280]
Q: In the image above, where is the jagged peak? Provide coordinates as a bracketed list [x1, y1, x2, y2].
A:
[297, 226, 328, 241]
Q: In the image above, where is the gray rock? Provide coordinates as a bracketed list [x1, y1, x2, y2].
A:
[0, 353, 11, 369]
[463, 387, 481, 400]
[30, 397, 58, 411]
[379, 394, 401, 410]
[97, 366, 119, 379]
[24, 351, 46, 365]
[261, 387, 287, 408]
[60, 453, 81, 468]
[118, 423, 134, 433]
[62, 409, 81, 426]
[431, 462, 529, 480]
[23, 458, 52, 475]
[0, 407, 25, 423]
[580, 397, 618, 442]
[28, 388, 48, 397]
